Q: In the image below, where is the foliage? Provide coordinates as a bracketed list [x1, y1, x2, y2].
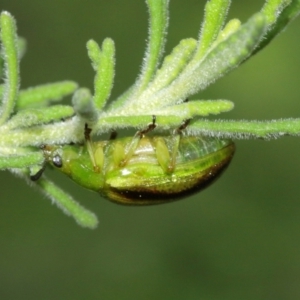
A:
[0, 0, 299, 228]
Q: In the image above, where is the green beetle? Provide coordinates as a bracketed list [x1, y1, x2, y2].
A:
[39, 120, 235, 205]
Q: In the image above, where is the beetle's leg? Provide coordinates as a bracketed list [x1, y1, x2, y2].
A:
[84, 123, 104, 172]
[153, 119, 191, 174]
[84, 123, 95, 167]
[152, 136, 172, 173]
[168, 119, 191, 172]
[102, 139, 126, 174]
[175, 118, 191, 133]
[138, 115, 157, 136]
[120, 115, 157, 166]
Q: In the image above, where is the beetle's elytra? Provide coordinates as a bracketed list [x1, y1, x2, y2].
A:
[42, 128, 235, 205]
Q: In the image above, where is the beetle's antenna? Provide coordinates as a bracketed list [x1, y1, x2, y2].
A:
[30, 163, 46, 181]
[30, 145, 49, 181]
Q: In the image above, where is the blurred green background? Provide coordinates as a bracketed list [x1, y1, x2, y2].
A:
[1, 1, 300, 299]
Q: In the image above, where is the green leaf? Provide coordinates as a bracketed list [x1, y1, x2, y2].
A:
[197, 0, 231, 59]
[213, 18, 241, 45]
[106, 0, 169, 111]
[111, 13, 267, 115]
[135, 38, 197, 100]
[4, 105, 74, 129]
[0, 12, 19, 125]
[87, 38, 115, 111]
[16, 81, 78, 109]
[87, 39, 101, 70]
[0, 118, 84, 147]
[36, 176, 99, 229]
[11, 169, 99, 229]
[255, 0, 300, 54]
[152, 100, 234, 116]
[95, 100, 233, 133]
[137, 0, 169, 91]
[95, 115, 185, 132]
[187, 118, 300, 139]
[0, 151, 44, 169]
[262, 0, 292, 25]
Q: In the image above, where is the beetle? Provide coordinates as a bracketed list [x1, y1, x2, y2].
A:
[35, 117, 235, 205]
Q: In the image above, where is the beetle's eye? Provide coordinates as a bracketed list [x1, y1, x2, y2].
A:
[52, 154, 63, 168]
